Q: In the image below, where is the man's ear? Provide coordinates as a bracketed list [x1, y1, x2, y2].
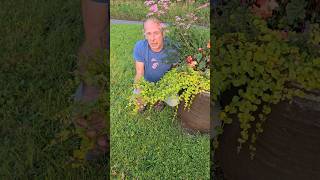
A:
[160, 23, 166, 36]
[142, 29, 147, 39]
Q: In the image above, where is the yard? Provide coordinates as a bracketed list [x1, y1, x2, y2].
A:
[0, 0, 210, 179]
[110, 23, 210, 179]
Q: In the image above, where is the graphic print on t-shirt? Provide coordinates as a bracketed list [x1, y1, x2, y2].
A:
[151, 58, 159, 70]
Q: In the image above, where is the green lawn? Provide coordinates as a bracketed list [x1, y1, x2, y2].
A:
[0, 0, 108, 179]
[110, 24, 210, 179]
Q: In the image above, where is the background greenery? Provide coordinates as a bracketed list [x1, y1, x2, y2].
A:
[111, 0, 210, 26]
[110, 23, 210, 179]
[0, 0, 108, 178]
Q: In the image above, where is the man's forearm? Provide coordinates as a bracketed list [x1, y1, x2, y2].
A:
[134, 74, 143, 94]
[134, 74, 143, 84]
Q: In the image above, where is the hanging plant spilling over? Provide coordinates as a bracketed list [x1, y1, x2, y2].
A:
[212, 1, 320, 158]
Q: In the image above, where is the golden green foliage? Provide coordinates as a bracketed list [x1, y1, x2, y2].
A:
[132, 67, 209, 112]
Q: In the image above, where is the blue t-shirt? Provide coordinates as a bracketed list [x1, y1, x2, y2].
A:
[133, 39, 178, 82]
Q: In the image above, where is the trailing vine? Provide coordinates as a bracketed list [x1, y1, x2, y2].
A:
[132, 67, 210, 113]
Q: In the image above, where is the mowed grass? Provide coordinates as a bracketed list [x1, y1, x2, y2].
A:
[110, 24, 210, 179]
[110, 0, 210, 26]
[0, 0, 108, 179]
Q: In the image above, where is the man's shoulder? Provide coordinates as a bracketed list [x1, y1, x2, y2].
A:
[133, 39, 148, 61]
[134, 39, 148, 49]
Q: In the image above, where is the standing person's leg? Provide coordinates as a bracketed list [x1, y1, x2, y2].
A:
[80, 0, 107, 55]
[78, 0, 108, 95]
[74, 0, 108, 161]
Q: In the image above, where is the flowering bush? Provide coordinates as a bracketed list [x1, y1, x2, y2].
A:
[144, 0, 171, 17]
[184, 41, 210, 72]
[144, 0, 210, 74]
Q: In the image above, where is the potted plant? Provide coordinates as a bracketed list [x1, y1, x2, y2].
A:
[212, 1, 320, 179]
[131, 0, 213, 133]
[168, 24, 211, 133]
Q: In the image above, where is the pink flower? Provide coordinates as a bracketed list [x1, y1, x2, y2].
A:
[163, 4, 169, 10]
[150, 4, 158, 13]
[144, 0, 154, 6]
[147, 12, 154, 17]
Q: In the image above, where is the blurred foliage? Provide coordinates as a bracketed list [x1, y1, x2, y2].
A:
[212, 0, 320, 158]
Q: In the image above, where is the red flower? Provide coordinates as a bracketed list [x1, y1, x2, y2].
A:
[187, 61, 197, 68]
[198, 48, 203, 52]
[186, 56, 193, 63]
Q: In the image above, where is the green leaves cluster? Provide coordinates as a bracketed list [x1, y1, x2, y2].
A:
[212, 15, 320, 157]
[267, 0, 319, 32]
[133, 67, 210, 112]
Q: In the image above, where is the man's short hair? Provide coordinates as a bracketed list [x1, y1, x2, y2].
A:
[143, 17, 165, 32]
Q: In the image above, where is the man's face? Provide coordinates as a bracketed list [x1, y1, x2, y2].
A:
[144, 21, 164, 52]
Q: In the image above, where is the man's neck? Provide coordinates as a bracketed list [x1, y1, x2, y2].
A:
[151, 46, 163, 53]
[150, 41, 164, 52]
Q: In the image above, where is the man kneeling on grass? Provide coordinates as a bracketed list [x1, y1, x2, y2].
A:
[133, 17, 179, 112]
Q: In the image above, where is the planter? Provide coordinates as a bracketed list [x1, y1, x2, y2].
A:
[177, 91, 210, 133]
[215, 88, 320, 180]
[177, 91, 221, 134]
